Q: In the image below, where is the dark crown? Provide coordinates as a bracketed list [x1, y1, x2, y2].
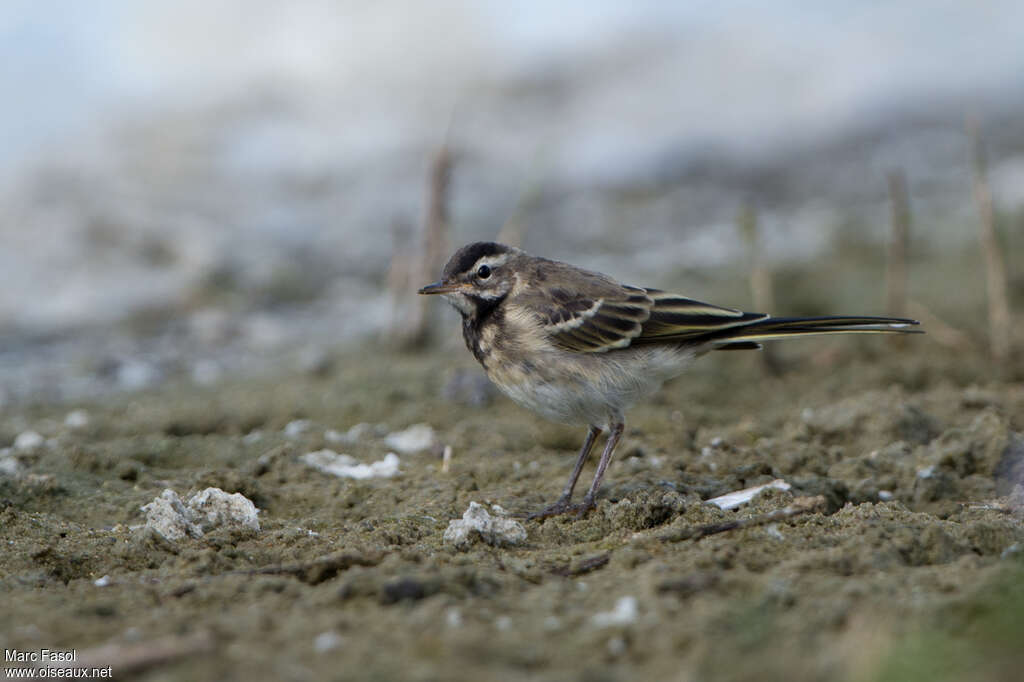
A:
[443, 242, 511, 278]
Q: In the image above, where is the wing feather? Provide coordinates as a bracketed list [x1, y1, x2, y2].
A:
[534, 282, 771, 353]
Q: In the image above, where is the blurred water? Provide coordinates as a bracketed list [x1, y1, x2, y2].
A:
[1, 1, 1022, 402]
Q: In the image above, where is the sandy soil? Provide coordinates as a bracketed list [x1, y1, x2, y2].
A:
[2, 338, 1023, 681]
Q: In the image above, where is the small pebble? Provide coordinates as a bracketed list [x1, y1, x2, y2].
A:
[313, 631, 344, 653]
[443, 502, 527, 550]
[141, 488, 260, 541]
[0, 456, 21, 477]
[591, 596, 638, 627]
[284, 419, 312, 438]
[14, 431, 44, 451]
[64, 410, 90, 429]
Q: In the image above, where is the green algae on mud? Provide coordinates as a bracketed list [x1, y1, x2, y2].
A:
[1, 342, 1023, 681]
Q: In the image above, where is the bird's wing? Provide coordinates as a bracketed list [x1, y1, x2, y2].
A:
[533, 281, 766, 353]
[633, 289, 768, 343]
[535, 284, 653, 353]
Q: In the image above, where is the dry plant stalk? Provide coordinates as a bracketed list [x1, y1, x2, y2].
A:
[967, 117, 1012, 362]
[394, 146, 453, 348]
[886, 170, 910, 318]
[907, 300, 973, 350]
[739, 205, 781, 374]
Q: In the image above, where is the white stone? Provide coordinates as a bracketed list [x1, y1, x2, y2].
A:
[302, 450, 400, 479]
[64, 410, 90, 429]
[141, 490, 203, 541]
[443, 501, 527, 550]
[384, 423, 436, 454]
[0, 455, 21, 477]
[14, 431, 44, 451]
[313, 631, 344, 653]
[283, 419, 311, 438]
[94, 575, 112, 587]
[187, 488, 261, 533]
[591, 596, 639, 627]
[141, 487, 260, 541]
[707, 479, 791, 510]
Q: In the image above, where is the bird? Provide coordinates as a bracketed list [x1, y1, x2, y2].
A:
[419, 241, 921, 519]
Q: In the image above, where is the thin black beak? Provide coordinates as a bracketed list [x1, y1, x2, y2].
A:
[417, 280, 461, 295]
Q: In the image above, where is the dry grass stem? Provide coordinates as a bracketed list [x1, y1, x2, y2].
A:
[967, 116, 1012, 362]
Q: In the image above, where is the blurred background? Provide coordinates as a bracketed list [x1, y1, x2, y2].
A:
[2, 0, 1022, 404]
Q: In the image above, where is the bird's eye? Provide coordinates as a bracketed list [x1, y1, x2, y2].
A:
[476, 265, 491, 279]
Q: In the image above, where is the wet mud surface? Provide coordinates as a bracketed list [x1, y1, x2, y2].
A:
[2, 341, 1023, 681]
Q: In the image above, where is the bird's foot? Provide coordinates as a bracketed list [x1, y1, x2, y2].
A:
[524, 495, 596, 521]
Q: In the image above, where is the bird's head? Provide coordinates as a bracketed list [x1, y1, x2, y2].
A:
[418, 241, 522, 318]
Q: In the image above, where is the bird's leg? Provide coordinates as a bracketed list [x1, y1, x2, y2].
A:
[527, 424, 602, 520]
[574, 421, 625, 518]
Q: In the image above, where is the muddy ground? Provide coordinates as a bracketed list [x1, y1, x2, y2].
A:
[2, 334, 1023, 681]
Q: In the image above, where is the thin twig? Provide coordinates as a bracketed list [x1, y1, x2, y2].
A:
[906, 300, 973, 350]
[659, 495, 826, 543]
[398, 146, 454, 348]
[967, 116, 1012, 363]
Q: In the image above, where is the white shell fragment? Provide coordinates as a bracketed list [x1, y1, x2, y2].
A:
[141, 487, 260, 541]
[384, 423, 436, 454]
[591, 596, 639, 627]
[707, 479, 791, 510]
[443, 502, 527, 550]
[302, 450, 400, 479]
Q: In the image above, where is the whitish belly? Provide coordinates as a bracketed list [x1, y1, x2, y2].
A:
[487, 345, 694, 427]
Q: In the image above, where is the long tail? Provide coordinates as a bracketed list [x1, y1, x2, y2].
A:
[705, 315, 921, 350]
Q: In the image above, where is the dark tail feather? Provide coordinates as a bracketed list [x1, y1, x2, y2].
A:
[707, 315, 921, 349]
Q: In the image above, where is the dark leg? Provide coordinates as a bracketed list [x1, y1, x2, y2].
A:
[575, 421, 625, 517]
[527, 425, 602, 520]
